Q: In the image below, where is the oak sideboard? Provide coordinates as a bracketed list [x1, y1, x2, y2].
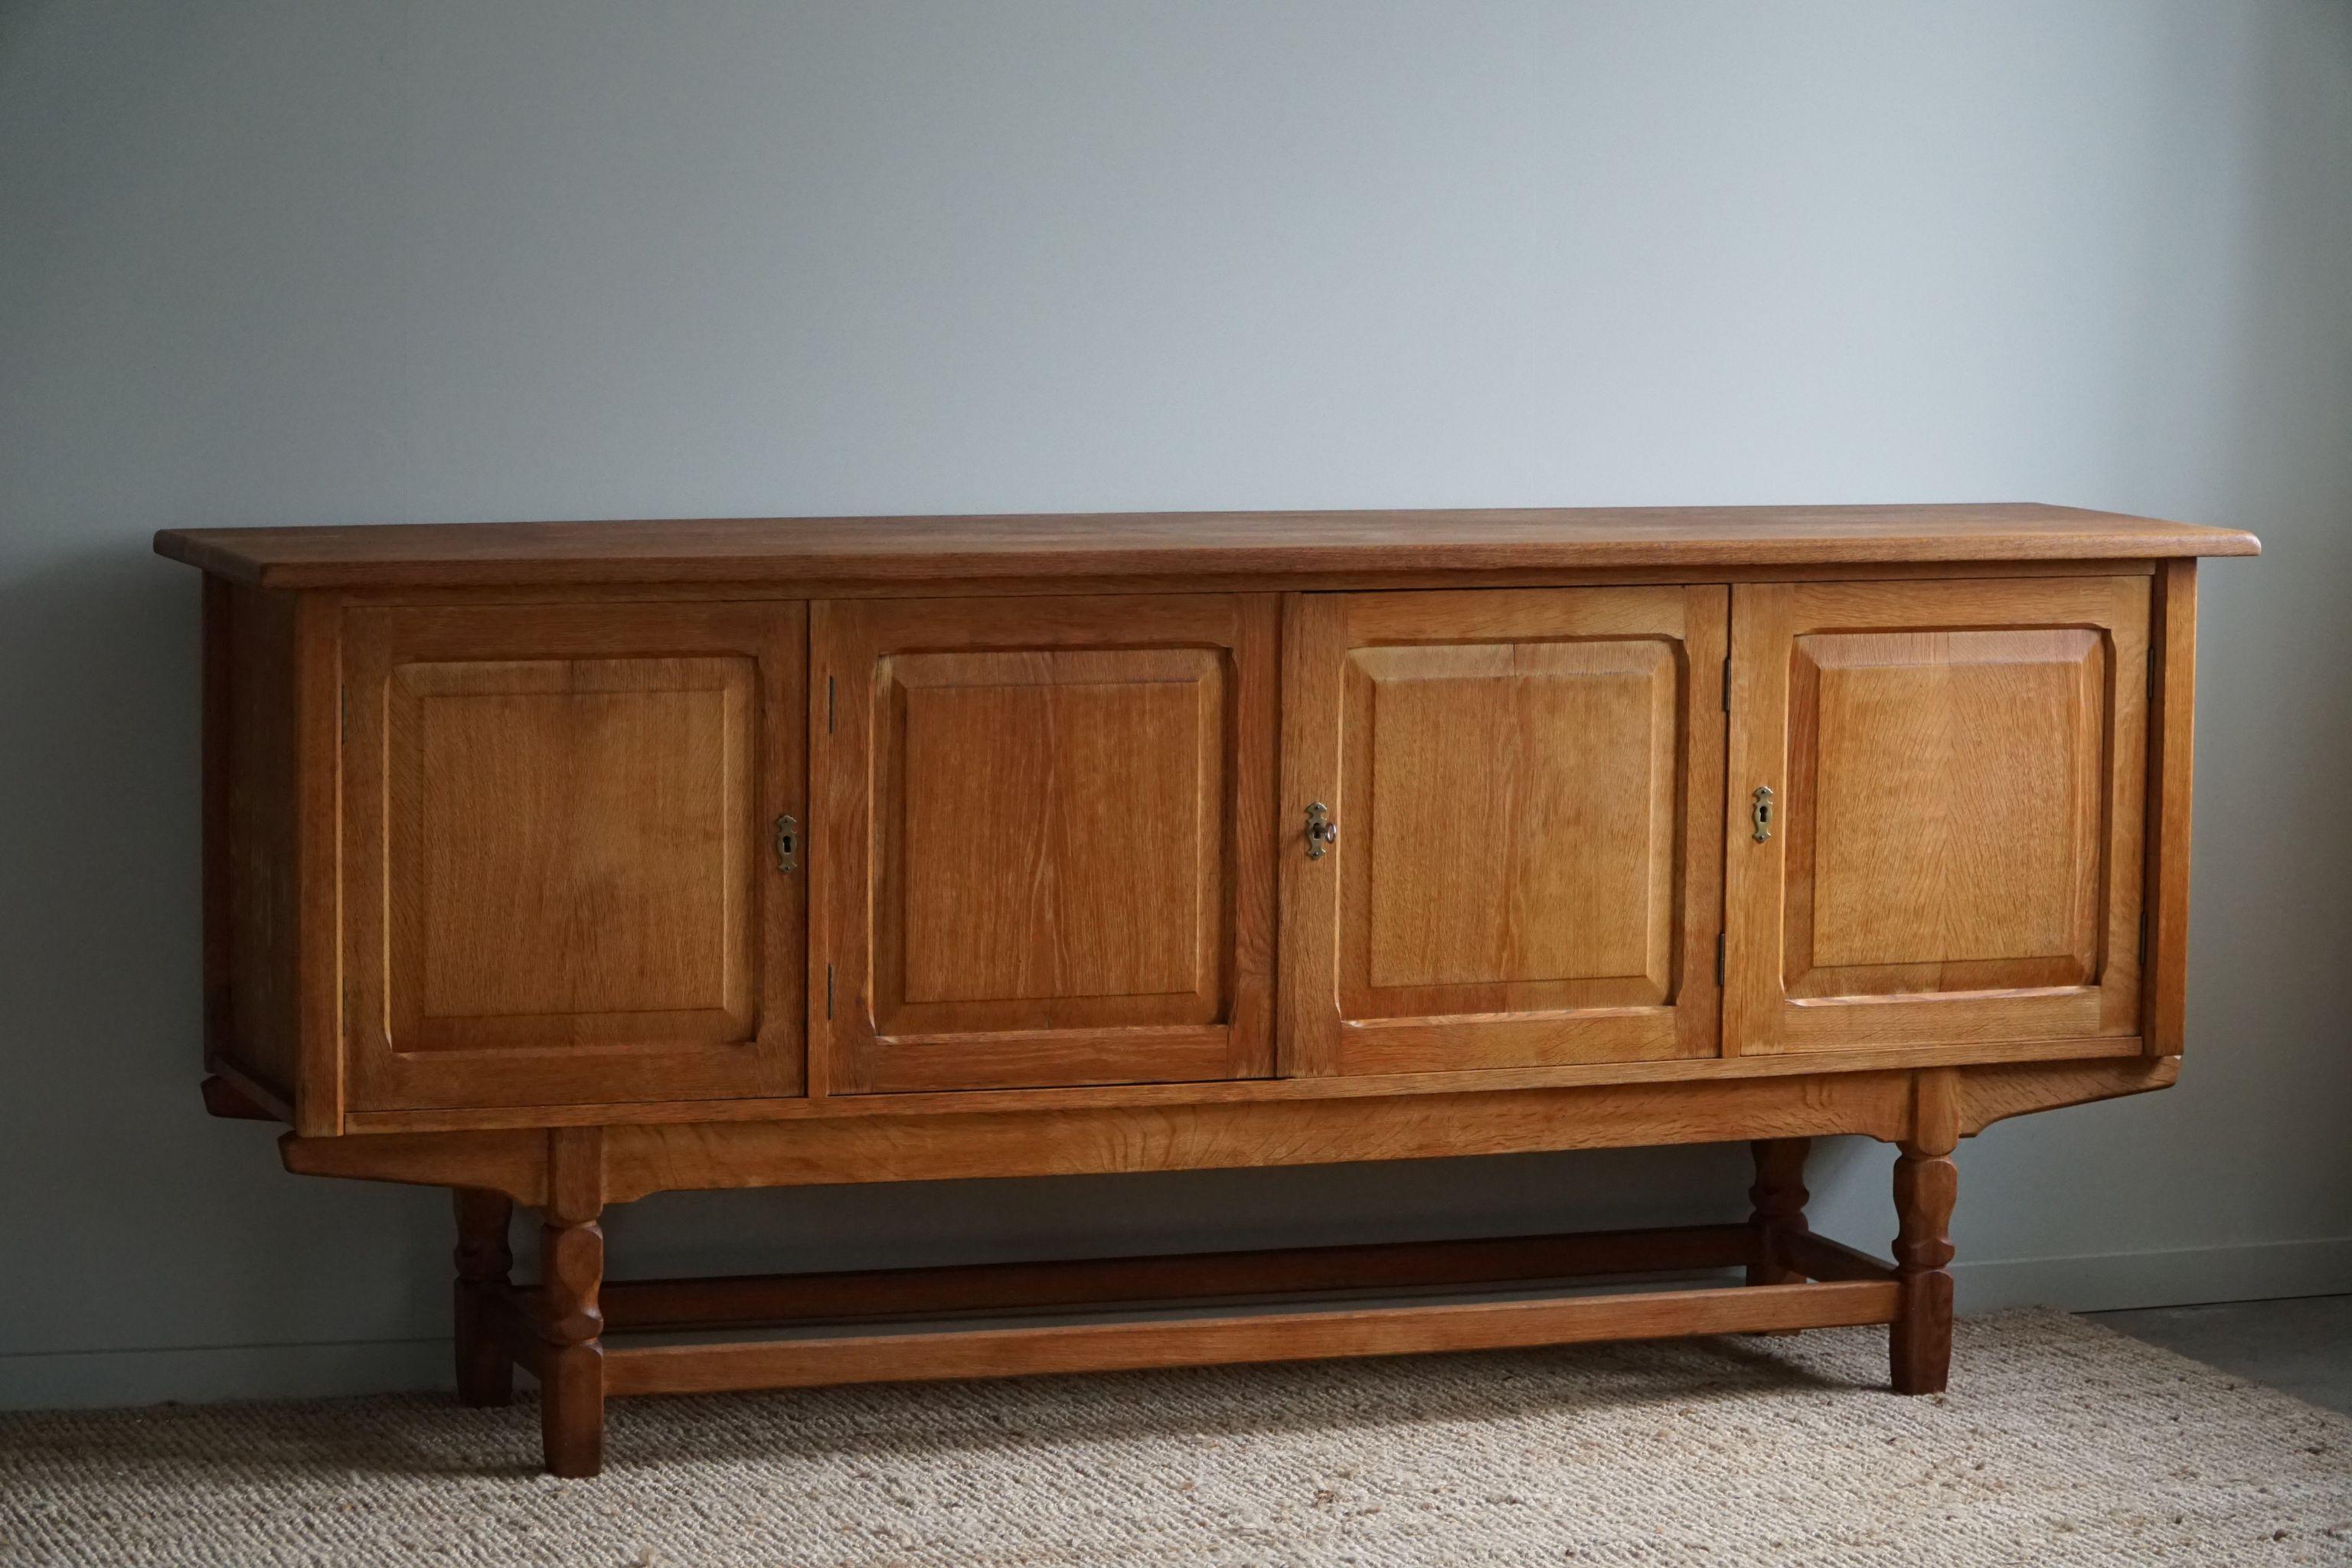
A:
[156, 503, 2257, 1478]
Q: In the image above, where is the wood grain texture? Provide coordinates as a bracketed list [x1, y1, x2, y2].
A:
[1746, 1138, 1811, 1288]
[163, 510, 2246, 1462]
[243, 559, 2174, 615]
[1793, 629, 2104, 980]
[201, 584, 336, 1129]
[602, 1278, 1901, 1397]
[1353, 640, 1672, 997]
[341, 601, 805, 1111]
[335, 1034, 2146, 1134]
[273, 1057, 2175, 1207]
[598, 1071, 1916, 1200]
[1889, 1141, 1958, 1395]
[1283, 586, 1724, 1076]
[153, 503, 2259, 590]
[278, 1127, 550, 1206]
[452, 1189, 514, 1407]
[813, 594, 1276, 1094]
[288, 594, 344, 1135]
[536, 1127, 606, 1478]
[2143, 560, 2197, 1055]
[885, 649, 1217, 1020]
[207, 583, 306, 1109]
[1726, 577, 2149, 1056]
[598, 1225, 1759, 1333]
[396, 655, 756, 1036]
[1956, 1054, 2180, 1134]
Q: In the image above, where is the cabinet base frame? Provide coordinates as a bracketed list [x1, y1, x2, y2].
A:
[454, 1126, 1981, 1478]
[267, 1059, 2175, 1476]
[471, 1213, 1913, 1475]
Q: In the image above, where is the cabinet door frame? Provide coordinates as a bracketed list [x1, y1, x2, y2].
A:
[811, 593, 1277, 1096]
[341, 599, 806, 1111]
[1280, 585, 1728, 1076]
[1724, 575, 2149, 1056]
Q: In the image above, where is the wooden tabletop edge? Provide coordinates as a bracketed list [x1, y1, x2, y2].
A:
[151, 505, 2262, 588]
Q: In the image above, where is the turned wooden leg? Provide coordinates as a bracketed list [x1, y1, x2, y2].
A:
[1890, 1138, 1958, 1395]
[452, 1188, 514, 1407]
[1745, 1138, 1811, 1287]
[537, 1129, 606, 1478]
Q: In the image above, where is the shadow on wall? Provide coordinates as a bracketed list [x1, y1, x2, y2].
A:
[2141, 0, 2352, 1222]
[0, 544, 203, 1116]
[0, 544, 449, 1370]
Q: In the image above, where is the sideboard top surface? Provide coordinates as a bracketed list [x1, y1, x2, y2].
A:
[155, 502, 2259, 590]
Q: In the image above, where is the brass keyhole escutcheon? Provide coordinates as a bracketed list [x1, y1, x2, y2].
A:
[774, 813, 799, 874]
[1750, 786, 1774, 843]
[1305, 801, 1338, 860]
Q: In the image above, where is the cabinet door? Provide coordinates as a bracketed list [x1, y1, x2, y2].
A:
[1725, 576, 2148, 1054]
[812, 595, 1276, 1093]
[1281, 587, 1726, 1075]
[343, 602, 805, 1110]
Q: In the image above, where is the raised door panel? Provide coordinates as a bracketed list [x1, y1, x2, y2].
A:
[880, 648, 1221, 1027]
[344, 602, 805, 1110]
[1726, 577, 2148, 1054]
[1282, 586, 1726, 1075]
[815, 595, 1276, 1093]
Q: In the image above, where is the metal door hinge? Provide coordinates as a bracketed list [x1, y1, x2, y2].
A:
[825, 963, 834, 1020]
[826, 675, 836, 734]
[2138, 910, 2148, 965]
[1722, 658, 1732, 712]
[1715, 931, 1726, 985]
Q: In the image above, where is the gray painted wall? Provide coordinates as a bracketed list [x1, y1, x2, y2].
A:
[2, 1, 2347, 1408]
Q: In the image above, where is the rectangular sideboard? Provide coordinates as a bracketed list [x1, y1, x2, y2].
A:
[155, 503, 2257, 1478]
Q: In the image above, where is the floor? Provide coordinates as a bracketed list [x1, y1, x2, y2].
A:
[11, 1310, 2350, 1567]
[2094, 1293, 2352, 1416]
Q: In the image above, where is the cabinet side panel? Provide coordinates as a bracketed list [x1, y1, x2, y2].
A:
[211, 582, 304, 1111]
[201, 577, 232, 1082]
[2143, 560, 2197, 1055]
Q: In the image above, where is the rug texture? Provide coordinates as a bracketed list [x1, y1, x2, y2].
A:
[4, 1309, 2350, 1566]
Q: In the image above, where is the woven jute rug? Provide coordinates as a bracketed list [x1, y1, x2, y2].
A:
[5, 1309, 2350, 1566]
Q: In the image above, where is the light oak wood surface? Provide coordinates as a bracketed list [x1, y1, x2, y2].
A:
[332, 1034, 2141, 1132]
[599, 1279, 1903, 1397]
[341, 602, 805, 1110]
[155, 503, 2256, 590]
[2142, 560, 2199, 1055]
[1282, 586, 1724, 1074]
[274, 1056, 2178, 1209]
[1726, 577, 2149, 1054]
[812, 593, 1276, 1094]
[161, 506, 2250, 1477]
